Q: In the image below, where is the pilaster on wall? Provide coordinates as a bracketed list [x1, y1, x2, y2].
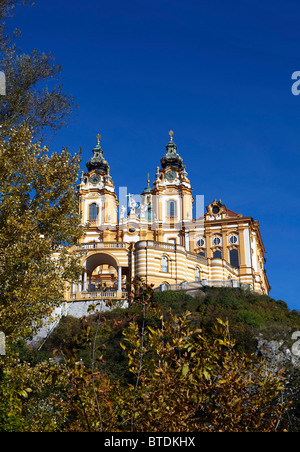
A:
[237, 225, 247, 269]
[221, 226, 229, 263]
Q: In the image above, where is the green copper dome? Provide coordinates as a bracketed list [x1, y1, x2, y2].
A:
[86, 134, 110, 173]
[160, 131, 183, 169]
[141, 174, 152, 195]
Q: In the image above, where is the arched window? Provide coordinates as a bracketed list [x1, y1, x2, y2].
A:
[167, 200, 177, 217]
[213, 250, 222, 259]
[160, 282, 169, 291]
[230, 249, 239, 268]
[195, 267, 200, 282]
[161, 255, 169, 272]
[89, 203, 99, 220]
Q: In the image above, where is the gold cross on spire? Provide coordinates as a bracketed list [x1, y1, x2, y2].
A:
[169, 130, 174, 141]
[96, 134, 101, 145]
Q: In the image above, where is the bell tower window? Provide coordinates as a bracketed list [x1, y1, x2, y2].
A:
[89, 203, 99, 220]
[167, 200, 177, 217]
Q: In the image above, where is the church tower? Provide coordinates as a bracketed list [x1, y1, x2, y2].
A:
[78, 134, 118, 243]
[152, 131, 193, 246]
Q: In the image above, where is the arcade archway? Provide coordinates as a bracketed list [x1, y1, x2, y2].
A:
[83, 252, 127, 292]
[71, 252, 128, 296]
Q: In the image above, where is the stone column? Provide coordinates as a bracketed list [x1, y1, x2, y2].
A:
[83, 271, 87, 292]
[77, 280, 82, 293]
[117, 266, 122, 292]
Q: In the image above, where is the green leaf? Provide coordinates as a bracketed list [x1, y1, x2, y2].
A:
[182, 364, 189, 376]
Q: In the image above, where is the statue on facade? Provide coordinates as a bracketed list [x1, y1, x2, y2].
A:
[120, 205, 126, 219]
[140, 203, 147, 218]
[127, 194, 138, 214]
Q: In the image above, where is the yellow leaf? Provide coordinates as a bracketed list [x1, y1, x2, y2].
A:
[148, 326, 156, 334]
[203, 369, 210, 380]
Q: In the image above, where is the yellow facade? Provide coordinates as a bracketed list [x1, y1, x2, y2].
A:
[66, 132, 270, 302]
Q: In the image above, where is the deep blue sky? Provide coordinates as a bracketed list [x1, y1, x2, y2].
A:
[9, 0, 300, 309]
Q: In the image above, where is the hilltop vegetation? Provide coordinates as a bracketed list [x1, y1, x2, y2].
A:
[37, 286, 300, 375]
[3, 285, 300, 432]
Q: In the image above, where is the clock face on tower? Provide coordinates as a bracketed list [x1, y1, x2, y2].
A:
[90, 173, 101, 185]
[165, 170, 176, 182]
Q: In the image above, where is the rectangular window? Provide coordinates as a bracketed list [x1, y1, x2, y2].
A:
[230, 249, 239, 268]
[213, 250, 222, 259]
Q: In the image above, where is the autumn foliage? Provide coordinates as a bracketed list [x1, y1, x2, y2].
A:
[0, 279, 290, 432]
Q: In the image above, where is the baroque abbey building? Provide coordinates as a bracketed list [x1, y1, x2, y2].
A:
[66, 131, 270, 304]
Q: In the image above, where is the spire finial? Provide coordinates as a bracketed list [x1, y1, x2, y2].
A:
[147, 172, 150, 186]
[96, 133, 101, 145]
[169, 130, 174, 141]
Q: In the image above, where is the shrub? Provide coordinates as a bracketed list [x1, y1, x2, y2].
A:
[237, 310, 264, 327]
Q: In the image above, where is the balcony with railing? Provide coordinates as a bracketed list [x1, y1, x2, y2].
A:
[155, 279, 251, 293]
[68, 285, 128, 302]
[77, 242, 128, 251]
[135, 240, 207, 263]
